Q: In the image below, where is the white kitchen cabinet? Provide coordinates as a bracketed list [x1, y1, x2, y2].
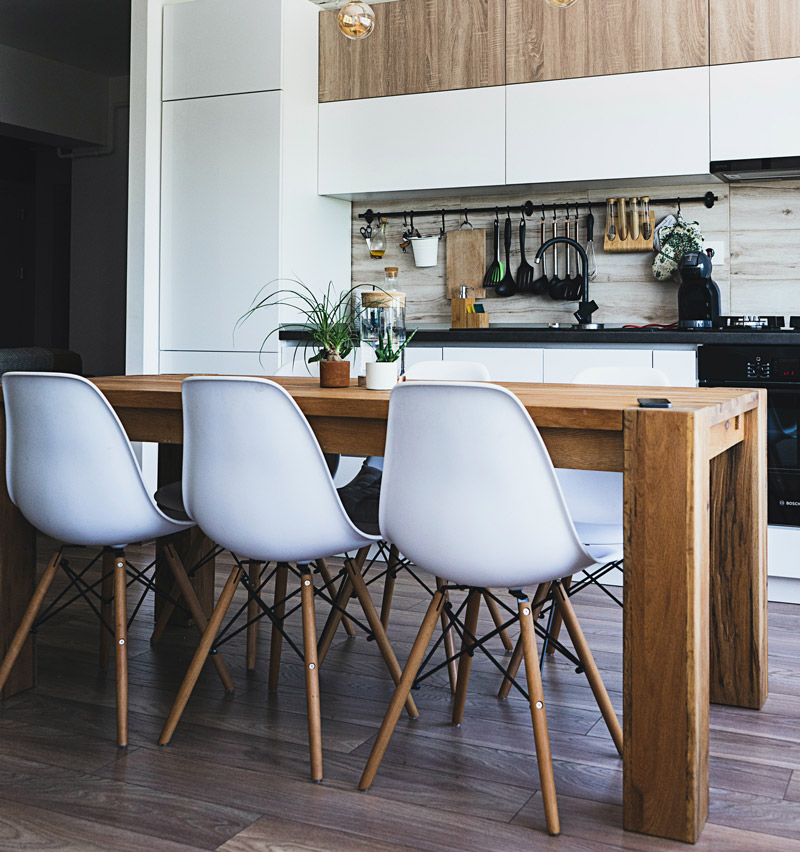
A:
[162, 0, 282, 100]
[318, 87, 506, 196]
[543, 348, 652, 383]
[160, 92, 281, 354]
[443, 347, 544, 382]
[653, 349, 697, 386]
[711, 58, 800, 161]
[159, 349, 279, 376]
[507, 67, 711, 185]
[404, 347, 444, 369]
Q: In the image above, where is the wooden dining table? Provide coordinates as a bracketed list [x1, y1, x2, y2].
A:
[0, 374, 767, 844]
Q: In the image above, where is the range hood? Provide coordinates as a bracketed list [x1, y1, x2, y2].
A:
[711, 156, 800, 181]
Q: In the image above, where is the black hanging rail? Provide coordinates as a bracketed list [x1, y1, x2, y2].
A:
[359, 191, 718, 226]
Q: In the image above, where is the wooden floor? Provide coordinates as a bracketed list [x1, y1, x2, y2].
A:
[1, 540, 800, 851]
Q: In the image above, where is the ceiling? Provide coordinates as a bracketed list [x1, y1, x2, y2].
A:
[0, 0, 131, 76]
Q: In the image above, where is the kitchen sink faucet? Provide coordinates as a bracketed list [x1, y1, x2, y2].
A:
[535, 237, 599, 327]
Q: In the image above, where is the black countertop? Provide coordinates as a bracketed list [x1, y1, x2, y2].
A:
[280, 323, 800, 347]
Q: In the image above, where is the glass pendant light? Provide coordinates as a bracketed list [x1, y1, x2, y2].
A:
[545, 0, 578, 6]
[338, 2, 376, 39]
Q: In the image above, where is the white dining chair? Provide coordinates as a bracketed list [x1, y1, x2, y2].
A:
[358, 381, 622, 836]
[326, 355, 512, 695]
[0, 372, 223, 747]
[157, 376, 418, 781]
[500, 365, 671, 688]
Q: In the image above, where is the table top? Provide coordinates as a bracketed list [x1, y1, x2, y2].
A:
[92, 374, 762, 433]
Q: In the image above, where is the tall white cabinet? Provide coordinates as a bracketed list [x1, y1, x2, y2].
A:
[157, 0, 351, 376]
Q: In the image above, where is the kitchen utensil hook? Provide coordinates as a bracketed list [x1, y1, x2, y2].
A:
[462, 209, 470, 227]
[574, 202, 580, 219]
[677, 197, 681, 215]
[540, 204, 546, 222]
[494, 207, 499, 224]
[553, 204, 558, 221]
[440, 209, 446, 237]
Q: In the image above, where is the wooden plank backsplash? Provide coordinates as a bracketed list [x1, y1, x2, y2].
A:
[350, 180, 800, 326]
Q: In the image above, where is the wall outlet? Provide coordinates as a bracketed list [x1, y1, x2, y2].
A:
[704, 240, 726, 266]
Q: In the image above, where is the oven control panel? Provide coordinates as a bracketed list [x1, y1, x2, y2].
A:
[699, 345, 800, 385]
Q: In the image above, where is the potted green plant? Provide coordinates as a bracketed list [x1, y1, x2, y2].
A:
[236, 281, 359, 388]
[365, 328, 417, 390]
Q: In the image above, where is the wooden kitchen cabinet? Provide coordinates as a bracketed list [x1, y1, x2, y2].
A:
[506, 0, 708, 85]
[318, 0, 505, 102]
[507, 67, 710, 185]
[710, 0, 800, 65]
[711, 57, 800, 161]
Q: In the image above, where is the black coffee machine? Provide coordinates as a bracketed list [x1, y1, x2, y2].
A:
[677, 251, 721, 329]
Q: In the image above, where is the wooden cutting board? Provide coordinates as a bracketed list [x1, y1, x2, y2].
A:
[446, 229, 486, 298]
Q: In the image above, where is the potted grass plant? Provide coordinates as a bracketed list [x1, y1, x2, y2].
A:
[365, 328, 417, 390]
[237, 281, 359, 388]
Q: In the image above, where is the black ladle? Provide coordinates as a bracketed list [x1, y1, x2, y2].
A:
[496, 213, 517, 297]
[517, 217, 535, 293]
[565, 207, 583, 300]
[548, 212, 566, 299]
[531, 211, 549, 295]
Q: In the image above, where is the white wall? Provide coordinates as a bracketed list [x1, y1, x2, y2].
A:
[69, 76, 130, 377]
[0, 43, 109, 145]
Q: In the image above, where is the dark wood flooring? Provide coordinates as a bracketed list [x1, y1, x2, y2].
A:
[1, 539, 799, 851]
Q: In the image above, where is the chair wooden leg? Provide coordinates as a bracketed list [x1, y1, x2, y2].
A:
[380, 545, 400, 630]
[436, 577, 458, 695]
[300, 566, 323, 782]
[553, 582, 623, 756]
[317, 572, 352, 665]
[159, 564, 242, 745]
[344, 556, 419, 719]
[0, 551, 61, 696]
[359, 589, 446, 791]
[269, 562, 289, 691]
[99, 549, 114, 669]
[518, 594, 560, 837]
[498, 582, 550, 699]
[162, 543, 234, 694]
[546, 575, 572, 655]
[317, 546, 369, 664]
[316, 558, 355, 638]
[246, 561, 262, 670]
[483, 590, 513, 652]
[452, 588, 482, 726]
[150, 577, 180, 646]
[114, 552, 129, 748]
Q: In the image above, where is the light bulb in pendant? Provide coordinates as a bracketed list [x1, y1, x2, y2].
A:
[338, 2, 376, 39]
[545, 0, 578, 6]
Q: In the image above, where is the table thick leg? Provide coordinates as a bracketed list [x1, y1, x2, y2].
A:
[0, 412, 36, 698]
[709, 400, 768, 709]
[623, 408, 710, 844]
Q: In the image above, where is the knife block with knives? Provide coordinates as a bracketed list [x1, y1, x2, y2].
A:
[603, 196, 655, 252]
[447, 229, 490, 328]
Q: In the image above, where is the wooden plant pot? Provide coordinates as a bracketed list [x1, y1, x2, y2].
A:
[319, 359, 350, 388]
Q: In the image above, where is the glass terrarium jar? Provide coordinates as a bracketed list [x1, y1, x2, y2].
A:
[360, 289, 407, 370]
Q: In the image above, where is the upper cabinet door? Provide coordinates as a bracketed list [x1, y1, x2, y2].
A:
[711, 0, 800, 64]
[507, 67, 710, 185]
[506, 0, 708, 84]
[318, 0, 505, 102]
[163, 0, 282, 100]
[319, 87, 505, 195]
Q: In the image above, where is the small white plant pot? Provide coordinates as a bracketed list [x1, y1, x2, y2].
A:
[366, 360, 399, 390]
[410, 235, 439, 267]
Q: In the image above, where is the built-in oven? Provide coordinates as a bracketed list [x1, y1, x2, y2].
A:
[699, 345, 800, 527]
